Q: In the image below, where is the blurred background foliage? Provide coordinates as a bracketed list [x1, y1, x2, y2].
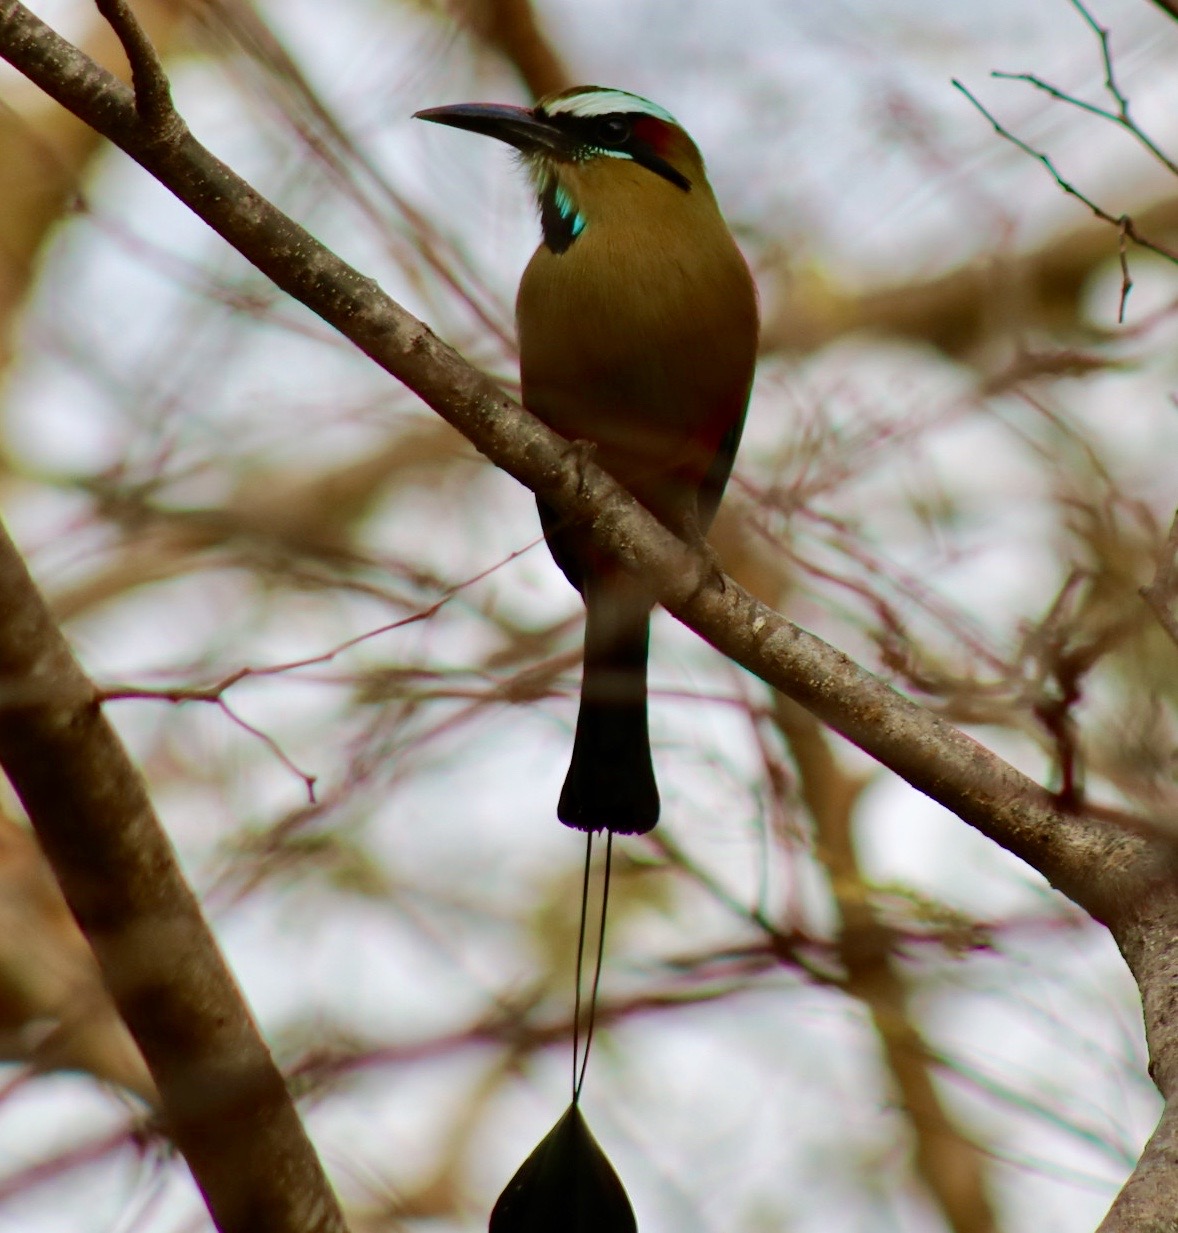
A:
[2, 0, 1178, 1230]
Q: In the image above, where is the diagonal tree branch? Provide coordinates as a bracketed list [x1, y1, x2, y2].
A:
[1098, 892, 1178, 1231]
[0, 507, 346, 1233]
[0, 0, 1124, 904]
[4, 1, 1178, 1226]
[1099, 1098, 1178, 1231]
[0, 0, 1154, 980]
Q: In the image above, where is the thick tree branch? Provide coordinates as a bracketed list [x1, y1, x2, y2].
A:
[0, 508, 346, 1233]
[1097, 892, 1178, 1231]
[1099, 1096, 1178, 1232]
[4, 2, 1178, 1224]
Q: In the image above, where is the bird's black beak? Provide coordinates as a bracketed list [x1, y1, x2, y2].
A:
[413, 103, 569, 158]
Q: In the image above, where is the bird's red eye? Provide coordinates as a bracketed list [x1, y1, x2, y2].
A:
[595, 116, 632, 146]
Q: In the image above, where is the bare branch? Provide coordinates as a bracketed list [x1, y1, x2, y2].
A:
[0, 510, 346, 1233]
[1097, 1099, 1178, 1231]
[986, 65, 1178, 179]
[760, 197, 1178, 361]
[952, 79, 1178, 267]
[1099, 892, 1178, 1230]
[93, 0, 177, 135]
[1117, 215, 1134, 323]
[1141, 510, 1178, 648]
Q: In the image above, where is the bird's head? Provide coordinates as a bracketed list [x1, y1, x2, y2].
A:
[415, 86, 712, 253]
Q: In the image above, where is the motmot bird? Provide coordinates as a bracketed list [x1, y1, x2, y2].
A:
[416, 86, 758, 834]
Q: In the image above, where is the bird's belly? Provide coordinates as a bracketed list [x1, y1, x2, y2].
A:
[522, 317, 743, 492]
[524, 370, 731, 520]
[517, 229, 757, 522]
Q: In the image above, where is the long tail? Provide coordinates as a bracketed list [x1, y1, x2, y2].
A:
[558, 572, 659, 834]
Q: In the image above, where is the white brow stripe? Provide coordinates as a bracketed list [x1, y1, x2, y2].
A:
[544, 89, 679, 125]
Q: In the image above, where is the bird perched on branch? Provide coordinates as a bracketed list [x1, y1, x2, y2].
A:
[417, 86, 758, 834]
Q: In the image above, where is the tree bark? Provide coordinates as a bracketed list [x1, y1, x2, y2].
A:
[0, 516, 346, 1233]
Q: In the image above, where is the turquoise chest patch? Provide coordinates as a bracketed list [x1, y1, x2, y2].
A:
[539, 178, 586, 254]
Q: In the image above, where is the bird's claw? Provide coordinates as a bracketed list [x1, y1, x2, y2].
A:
[681, 511, 726, 599]
[562, 439, 599, 498]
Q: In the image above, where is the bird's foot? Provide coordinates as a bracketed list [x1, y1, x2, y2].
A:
[562, 439, 599, 498]
[680, 510, 727, 599]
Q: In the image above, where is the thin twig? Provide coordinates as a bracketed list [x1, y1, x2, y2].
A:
[996, 0, 1178, 177]
[93, 0, 177, 135]
[1141, 510, 1178, 650]
[989, 70, 1178, 179]
[1116, 217, 1133, 323]
[1072, 0, 1129, 112]
[94, 541, 547, 796]
[97, 537, 545, 704]
[953, 79, 1178, 274]
[217, 696, 318, 801]
[971, 0, 1178, 323]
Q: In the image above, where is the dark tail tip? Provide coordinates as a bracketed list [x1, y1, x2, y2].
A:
[557, 699, 660, 834]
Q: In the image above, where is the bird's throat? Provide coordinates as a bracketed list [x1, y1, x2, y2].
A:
[537, 175, 586, 254]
